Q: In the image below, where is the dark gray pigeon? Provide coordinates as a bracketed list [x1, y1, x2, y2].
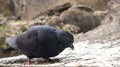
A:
[3, 25, 74, 64]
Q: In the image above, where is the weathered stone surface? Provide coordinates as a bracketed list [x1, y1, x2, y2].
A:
[0, 0, 15, 17]
[75, 0, 110, 10]
[46, 5, 107, 34]
[47, 16, 62, 28]
[0, 31, 119, 66]
[0, 0, 109, 20]
[75, 0, 120, 41]
[60, 5, 104, 33]
[45, 3, 71, 16]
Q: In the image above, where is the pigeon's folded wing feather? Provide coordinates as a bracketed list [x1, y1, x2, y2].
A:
[16, 31, 38, 55]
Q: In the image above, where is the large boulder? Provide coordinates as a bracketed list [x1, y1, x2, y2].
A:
[46, 5, 107, 34]
[60, 5, 104, 33]
[75, 0, 120, 41]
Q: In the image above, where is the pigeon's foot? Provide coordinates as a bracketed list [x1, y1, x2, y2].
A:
[26, 59, 31, 65]
[21, 59, 32, 65]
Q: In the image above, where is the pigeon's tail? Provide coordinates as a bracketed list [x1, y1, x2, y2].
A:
[6, 37, 19, 50]
[1, 47, 15, 54]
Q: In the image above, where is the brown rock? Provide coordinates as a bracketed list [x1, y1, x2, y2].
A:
[60, 5, 102, 33]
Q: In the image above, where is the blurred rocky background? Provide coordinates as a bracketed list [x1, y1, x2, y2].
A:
[0, 0, 120, 66]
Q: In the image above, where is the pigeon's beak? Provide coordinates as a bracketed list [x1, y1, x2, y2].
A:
[70, 44, 74, 50]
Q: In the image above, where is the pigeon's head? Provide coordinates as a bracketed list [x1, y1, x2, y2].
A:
[56, 30, 74, 50]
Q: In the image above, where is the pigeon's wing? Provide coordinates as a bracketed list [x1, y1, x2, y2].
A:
[37, 28, 59, 57]
[16, 30, 39, 56]
[16, 27, 51, 57]
[16, 26, 57, 58]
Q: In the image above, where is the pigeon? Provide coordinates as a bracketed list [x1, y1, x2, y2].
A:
[2, 25, 74, 64]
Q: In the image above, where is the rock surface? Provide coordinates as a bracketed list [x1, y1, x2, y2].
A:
[60, 5, 104, 33]
[0, 0, 109, 20]
[0, 31, 119, 66]
[0, 0, 120, 66]
[75, 0, 120, 41]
